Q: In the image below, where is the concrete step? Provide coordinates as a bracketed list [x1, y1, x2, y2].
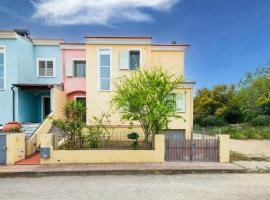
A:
[21, 123, 41, 138]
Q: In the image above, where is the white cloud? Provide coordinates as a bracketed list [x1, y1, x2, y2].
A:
[32, 0, 180, 25]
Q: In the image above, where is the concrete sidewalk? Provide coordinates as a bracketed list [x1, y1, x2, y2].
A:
[0, 162, 244, 177]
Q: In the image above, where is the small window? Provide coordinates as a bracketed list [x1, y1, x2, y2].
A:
[38, 59, 54, 77]
[176, 92, 186, 113]
[0, 48, 4, 90]
[119, 50, 141, 70]
[74, 60, 86, 77]
[129, 50, 140, 70]
[99, 49, 111, 91]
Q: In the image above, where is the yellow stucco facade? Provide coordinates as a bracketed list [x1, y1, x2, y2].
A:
[85, 37, 194, 138]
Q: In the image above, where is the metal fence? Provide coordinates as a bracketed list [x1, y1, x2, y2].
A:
[58, 130, 153, 150]
[165, 133, 219, 162]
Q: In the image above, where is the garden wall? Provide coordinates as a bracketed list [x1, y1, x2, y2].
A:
[40, 134, 165, 164]
[6, 133, 25, 165]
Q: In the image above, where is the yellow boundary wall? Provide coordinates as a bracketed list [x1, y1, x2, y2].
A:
[6, 133, 25, 165]
[41, 134, 165, 164]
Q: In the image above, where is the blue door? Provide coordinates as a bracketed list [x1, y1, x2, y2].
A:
[0, 135, 7, 164]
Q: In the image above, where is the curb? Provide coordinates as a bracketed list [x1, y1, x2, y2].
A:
[0, 168, 247, 178]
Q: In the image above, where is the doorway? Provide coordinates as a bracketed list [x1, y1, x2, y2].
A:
[42, 96, 51, 120]
[74, 96, 86, 122]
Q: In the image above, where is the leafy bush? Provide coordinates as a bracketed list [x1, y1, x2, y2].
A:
[127, 132, 139, 150]
[197, 115, 227, 127]
[230, 132, 247, 140]
[249, 115, 270, 126]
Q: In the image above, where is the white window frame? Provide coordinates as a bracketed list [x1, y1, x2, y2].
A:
[0, 46, 6, 91]
[37, 58, 56, 78]
[176, 92, 186, 113]
[128, 48, 142, 70]
[41, 95, 51, 120]
[98, 48, 112, 91]
[72, 58, 86, 78]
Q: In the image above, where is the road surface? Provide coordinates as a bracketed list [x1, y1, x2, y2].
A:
[0, 174, 269, 200]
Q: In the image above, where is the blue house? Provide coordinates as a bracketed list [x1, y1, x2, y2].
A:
[0, 30, 63, 127]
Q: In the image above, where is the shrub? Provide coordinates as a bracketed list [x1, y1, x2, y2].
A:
[127, 132, 139, 150]
[230, 132, 247, 140]
[199, 116, 227, 127]
[250, 115, 270, 126]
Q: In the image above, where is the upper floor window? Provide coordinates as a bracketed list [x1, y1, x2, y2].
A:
[176, 92, 186, 113]
[99, 49, 111, 91]
[0, 47, 4, 90]
[74, 60, 86, 77]
[38, 59, 54, 77]
[119, 50, 141, 70]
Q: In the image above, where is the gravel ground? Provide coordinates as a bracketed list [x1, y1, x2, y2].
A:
[230, 139, 270, 158]
[0, 174, 270, 200]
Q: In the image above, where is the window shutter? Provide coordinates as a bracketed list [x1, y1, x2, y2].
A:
[119, 50, 129, 70]
[65, 59, 73, 77]
[176, 92, 186, 112]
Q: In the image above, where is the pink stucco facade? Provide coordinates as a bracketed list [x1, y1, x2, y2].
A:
[61, 44, 86, 97]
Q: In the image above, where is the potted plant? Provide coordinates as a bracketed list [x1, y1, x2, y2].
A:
[2, 122, 22, 133]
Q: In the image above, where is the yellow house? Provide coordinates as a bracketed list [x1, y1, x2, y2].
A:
[85, 36, 195, 139]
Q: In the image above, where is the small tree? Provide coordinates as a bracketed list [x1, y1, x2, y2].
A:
[52, 100, 86, 149]
[86, 112, 114, 149]
[112, 68, 183, 148]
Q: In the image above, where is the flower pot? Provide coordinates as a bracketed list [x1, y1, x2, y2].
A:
[2, 122, 22, 133]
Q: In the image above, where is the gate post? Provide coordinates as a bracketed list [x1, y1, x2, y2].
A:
[217, 134, 230, 163]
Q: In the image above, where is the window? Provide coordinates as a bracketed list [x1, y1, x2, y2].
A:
[176, 92, 186, 113]
[129, 50, 140, 70]
[0, 47, 4, 90]
[99, 49, 111, 91]
[74, 60, 86, 77]
[119, 50, 141, 70]
[38, 59, 54, 77]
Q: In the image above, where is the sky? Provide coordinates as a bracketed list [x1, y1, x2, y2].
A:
[0, 0, 270, 90]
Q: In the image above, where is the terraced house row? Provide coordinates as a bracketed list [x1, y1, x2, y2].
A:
[0, 29, 194, 144]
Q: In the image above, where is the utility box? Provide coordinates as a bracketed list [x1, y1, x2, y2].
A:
[40, 147, 50, 159]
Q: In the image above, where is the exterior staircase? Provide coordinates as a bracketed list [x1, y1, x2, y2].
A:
[48, 125, 65, 142]
[21, 123, 41, 139]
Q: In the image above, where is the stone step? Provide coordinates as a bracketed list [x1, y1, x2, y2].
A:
[21, 123, 41, 138]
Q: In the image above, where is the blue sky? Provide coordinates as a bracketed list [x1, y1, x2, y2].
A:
[0, 0, 270, 90]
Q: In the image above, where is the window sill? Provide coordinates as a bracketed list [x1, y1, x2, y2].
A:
[98, 89, 112, 92]
[37, 76, 56, 78]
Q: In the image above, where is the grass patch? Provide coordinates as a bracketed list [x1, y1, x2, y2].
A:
[230, 151, 269, 162]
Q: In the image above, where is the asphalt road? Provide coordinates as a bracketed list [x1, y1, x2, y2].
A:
[0, 174, 270, 200]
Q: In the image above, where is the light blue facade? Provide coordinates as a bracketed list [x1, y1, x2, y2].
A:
[0, 32, 61, 125]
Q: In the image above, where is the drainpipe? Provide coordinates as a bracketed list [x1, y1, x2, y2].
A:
[11, 86, 15, 122]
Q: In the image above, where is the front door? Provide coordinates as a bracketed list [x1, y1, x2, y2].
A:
[42, 97, 51, 120]
[0, 135, 6, 164]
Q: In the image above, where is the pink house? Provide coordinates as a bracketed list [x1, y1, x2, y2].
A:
[60, 43, 86, 101]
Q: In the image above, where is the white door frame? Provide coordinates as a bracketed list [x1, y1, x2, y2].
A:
[41, 95, 50, 120]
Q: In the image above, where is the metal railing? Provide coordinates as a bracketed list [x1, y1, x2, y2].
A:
[58, 130, 153, 150]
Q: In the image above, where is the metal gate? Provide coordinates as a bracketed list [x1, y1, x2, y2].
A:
[165, 134, 219, 162]
[0, 134, 7, 164]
